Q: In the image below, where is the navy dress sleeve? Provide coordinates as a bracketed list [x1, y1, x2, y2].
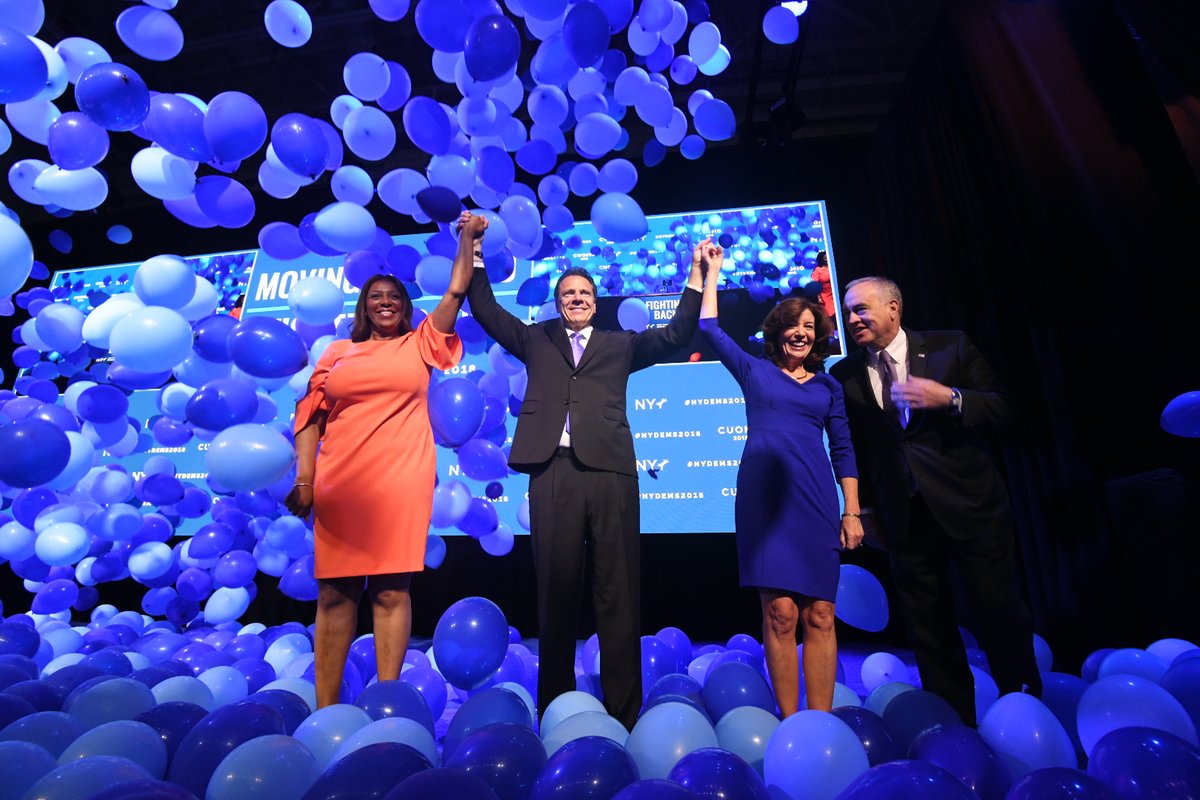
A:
[698, 317, 756, 387]
[823, 376, 858, 480]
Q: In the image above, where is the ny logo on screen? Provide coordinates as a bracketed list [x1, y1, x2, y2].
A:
[633, 398, 668, 411]
[636, 459, 669, 478]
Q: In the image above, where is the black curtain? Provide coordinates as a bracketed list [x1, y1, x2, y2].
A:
[827, 0, 1200, 670]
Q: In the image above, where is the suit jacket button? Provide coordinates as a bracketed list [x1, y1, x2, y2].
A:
[902, 441, 911, 448]
[571, 376, 578, 380]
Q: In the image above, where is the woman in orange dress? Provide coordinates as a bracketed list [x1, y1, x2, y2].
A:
[286, 214, 487, 707]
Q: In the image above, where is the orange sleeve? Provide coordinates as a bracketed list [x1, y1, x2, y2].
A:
[416, 316, 463, 371]
[294, 340, 344, 432]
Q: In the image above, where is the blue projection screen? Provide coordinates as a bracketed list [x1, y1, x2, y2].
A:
[48, 199, 845, 536]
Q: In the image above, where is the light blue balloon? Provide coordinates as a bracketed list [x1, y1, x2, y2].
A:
[151, 675, 215, 709]
[542, 710, 627, 756]
[127, 542, 175, 581]
[377, 167, 429, 215]
[1076, 674, 1198, 756]
[0, 520, 35, 560]
[343, 51, 390, 101]
[331, 165, 374, 205]
[574, 112, 622, 157]
[56, 720, 167, 778]
[203, 587, 251, 626]
[34, 165, 108, 211]
[133, 254, 194, 308]
[626, 701, 719, 779]
[499, 194, 541, 248]
[715, 705, 780, 775]
[115, 6, 183, 61]
[591, 192, 648, 243]
[66, 678, 156, 729]
[199, 665, 250, 706]
[313, 201, 376, 253]
[688, 21, 721, 63]
[427, 154, 474, 199]
[331, 716, 439, 766]
[293, 704, 373, 772]
[977, 693, 1077, 780]
[34, 302, 85, 353]
[616, 298, 649, 332]
[109, 306, 193, 373]
[53, 37, 112, 84]
[205, 423, 295, 492]
[597, 159, 638, 194]
[414, 254, 452, 296]
[20, 756, 152, 800]
[287, 275, 344, 325]
[6, 97, 59, 144]
[264, 0, 312, 48]
[34, 521, 89, 566]
[864, 681, 917, 717]
[343, 105, 396, 161]
[698, 44, 731, 77]
[763, 709, 869, 800]
[693, 98, 736, 141]
[207, 735, 320, 800]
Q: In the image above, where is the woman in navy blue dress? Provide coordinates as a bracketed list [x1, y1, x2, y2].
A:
[698, 242, 863, 715]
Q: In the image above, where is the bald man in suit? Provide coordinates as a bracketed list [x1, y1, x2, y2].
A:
[829, 276, 1040, 725]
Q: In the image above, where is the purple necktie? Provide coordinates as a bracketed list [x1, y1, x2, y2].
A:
[566, 331, 584, 433]
[878, 352, 909, 428]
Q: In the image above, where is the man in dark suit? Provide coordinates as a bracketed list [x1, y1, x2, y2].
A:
[829, 276, 1040, 725]
[466, 221, 707, 729]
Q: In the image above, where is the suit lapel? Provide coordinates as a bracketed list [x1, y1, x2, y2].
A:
[575, 329, 602, 371]
[546, 321, 576, 368]
[906, 328, 928, 379]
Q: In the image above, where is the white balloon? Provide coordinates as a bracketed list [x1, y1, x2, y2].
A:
[81, 292, 144, 349]
[5, 97, 60, 144]
[131, 147, 197, 200]
[33, 165, 107, 210]
[29, 37, 68, 101]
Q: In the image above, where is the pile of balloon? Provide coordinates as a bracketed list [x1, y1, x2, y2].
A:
[0, 594, 1198, 800]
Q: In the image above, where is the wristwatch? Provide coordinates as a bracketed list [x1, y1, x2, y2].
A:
[949, 387, 963, 415]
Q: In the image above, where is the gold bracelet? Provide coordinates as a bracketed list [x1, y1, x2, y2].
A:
[841, 512, 860, 518]
[294, 482, 313, 488]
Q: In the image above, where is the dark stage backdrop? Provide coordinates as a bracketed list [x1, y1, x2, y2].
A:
[5, 0, 1199, 672]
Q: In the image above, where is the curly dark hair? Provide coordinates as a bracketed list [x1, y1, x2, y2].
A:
[350, 274, 413, 342]
[761, 297, 833, 370]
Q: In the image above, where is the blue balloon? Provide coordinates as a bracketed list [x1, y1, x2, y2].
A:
[693, 98, 736, 141]
[530, 736, 639, 800]
[305, 742, 430, 800]
[402, 96, 452, 155]
[417, 186, 462, 223]
[1088, 727, 1200, 798]
[143, 93, 212, 162]
[0, 710, 87, 757]
[626, 701, 718, 779]
[591, 192, 648, 242]
[0, 740, 57, 800]
[909, 724, 1010, 800]
[465, 14, 520, 82]
[75, 63, 150, 131]
[562, 2, 611, 68]
[457, 439, 508, 482]
[1006, 767, 1120, 800]
[195, 176, 255, 228]
[204, 91, 267, 163]
[355, 680, 435, 734]
[668, 747, 769, 800]
[270, 113, 328, 179]
[701, 661, 775, 721]
[835, 565, 889, 632]
[227, 316, 307, 378]
[836, 760, 979, 800]
[264, 0, 312, 47]
[882, 689, 962, 754]
[47, 112, 109, 170]
[134, 701, 209, 762]
[429, 377, 485, 446]
[433, 596, 509, 690]
[831, 706, 902, 766]
[205, 424, 295, 492]
[763, 710, 869, 800]
[445, 722, 546, 798]
[0, 418, 71, 488]
[166, 701, 287, 797]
